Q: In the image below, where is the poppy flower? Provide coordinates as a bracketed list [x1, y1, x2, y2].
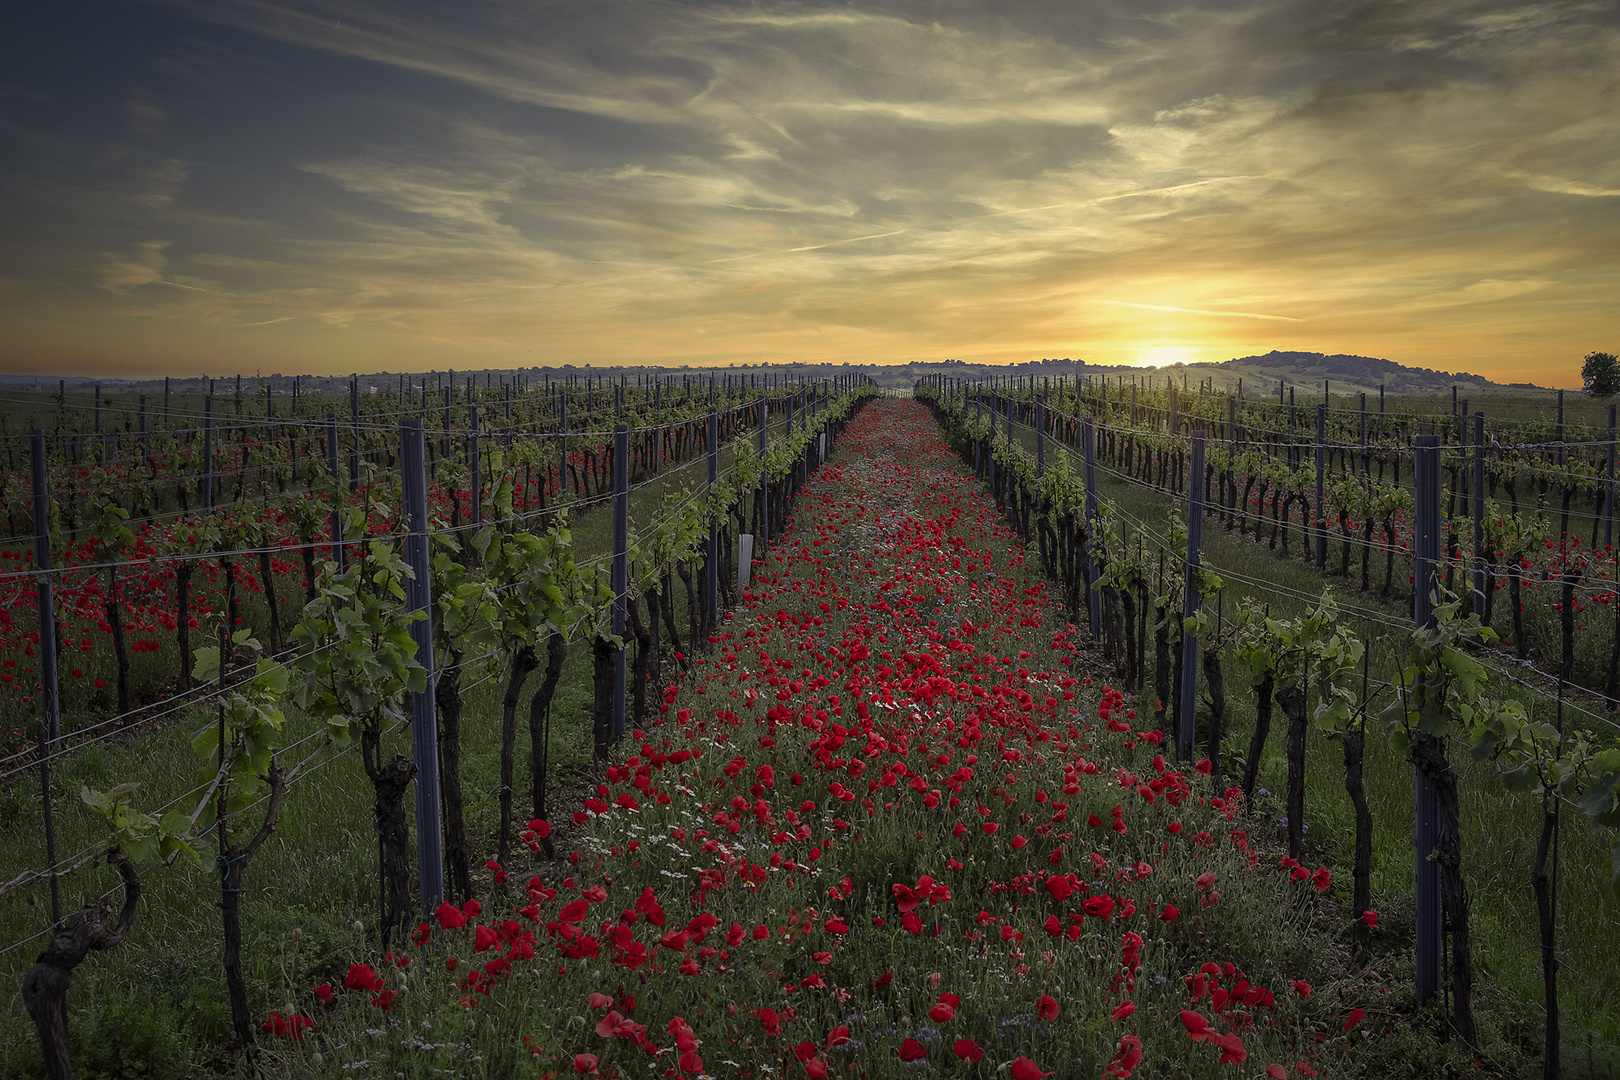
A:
[1361, 910, 1378, 929]
[343, 963, 382, 992]
[827, 1025, 851, 1048]
[312, 982, 333, 1003]
[1111, 1000, 1137, 1021]
[1214, 1031, 1248, 1065]
[573, 1053, 599, 1074]
[953, 1038, 984, 1062]
[1036, 994, 1060, 1020]
[1158, 903, 1180, 922]
[1010, 1058, 1054, 1080]
[897, 1038, 927, 1061]
[259, 1012, 312, 1040]
[1268, 1067, 1289, 1079]
[668, 1016, 698, 1051]
[1181, 1010, 1212, 1042]
[929, 999, 956, 1022]
[1342, 1008, 1366, 1033]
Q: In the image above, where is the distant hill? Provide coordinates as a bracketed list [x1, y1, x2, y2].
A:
[1202, 351, 1534, 395]
[856, 351, 1543, 393]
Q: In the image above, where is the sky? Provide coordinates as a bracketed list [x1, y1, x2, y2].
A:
[0, 1, 1616, 384]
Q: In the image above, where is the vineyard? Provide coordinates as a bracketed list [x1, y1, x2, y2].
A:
[913, 373, 1620, 1074]
[0, 375, 1615, 1078]
[0, 372, 874, 1074]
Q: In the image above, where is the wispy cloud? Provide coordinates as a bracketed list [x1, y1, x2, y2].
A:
[1097, 299, 1303, 322]
[98, 240, 171, 294]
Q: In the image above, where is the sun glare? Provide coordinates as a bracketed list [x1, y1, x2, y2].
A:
[1131, 346, 1199, 368]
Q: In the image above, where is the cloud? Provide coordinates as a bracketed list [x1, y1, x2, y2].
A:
[1097, 299, 1304, 322]
[98, 241, 171, 293]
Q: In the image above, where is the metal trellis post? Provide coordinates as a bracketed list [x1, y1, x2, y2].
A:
[1178, 431, 1205, 762]
[612, 423, 628, 744]
[1084, 417, 1100, 637]
[400, 419, 443, 911]
[326, 415, 345, 572]
[1413, 434, 1442, 1005]
[31, 432, 62, 924]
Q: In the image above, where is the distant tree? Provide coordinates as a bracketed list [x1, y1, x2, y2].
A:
[1583, 351, 1620, 398]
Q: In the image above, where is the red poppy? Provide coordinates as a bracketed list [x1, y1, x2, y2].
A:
[1036, 994, 1060, 1021]
[1158, 903, 1180, 922]
[259, 1012, 312, 1040]
[1214, 1032, 1248, 1065]
[1342, 1008, 1366, 1033]
[1361, 910, 1378, 929]
[313, 982, 333, 1003]
[953, 1038, 984, 1062]
[1010, 1057, 1053, 1080]
[343, 963, 382, 992]
[897, 1038, 927, 1061]
[1111, 1000, 1137, 1021]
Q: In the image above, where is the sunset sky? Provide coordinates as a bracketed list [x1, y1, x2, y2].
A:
[2, 1, 1616, 383]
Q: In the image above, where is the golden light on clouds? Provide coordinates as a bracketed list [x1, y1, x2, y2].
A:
[0, 1, 1616, 382]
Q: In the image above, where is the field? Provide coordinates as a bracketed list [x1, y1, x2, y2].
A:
[0, 383, 1616, 1078]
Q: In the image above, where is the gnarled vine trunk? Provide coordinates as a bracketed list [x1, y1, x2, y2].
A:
[1278, 685, 1308, 862]
[436, 654, 472, 901]
[498, 644, 540, 866]
[22, 851, 140, 1080]
[528, 633, 568, 858]
[1241, 673, 1274, 804]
